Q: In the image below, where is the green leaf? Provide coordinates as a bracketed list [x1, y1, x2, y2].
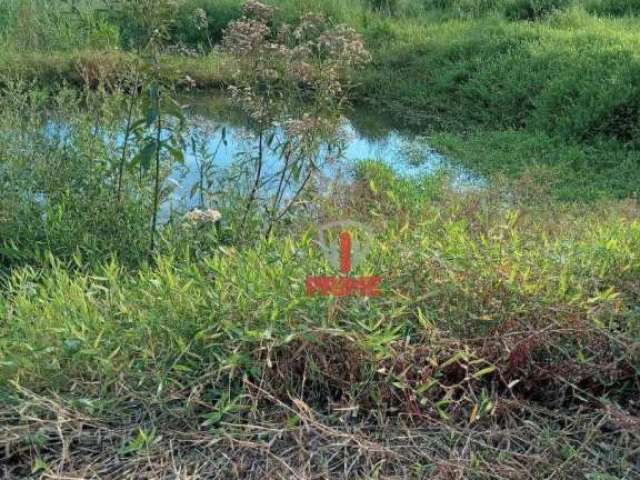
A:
[32, 457, 47, 474]
[167, 144, 184, 163]
[472, 365, 496, 380]
[133, 141, 157, 171]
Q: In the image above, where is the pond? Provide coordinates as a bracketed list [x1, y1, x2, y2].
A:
[167, 93, 482, 211]
[39, 92, 482, 218]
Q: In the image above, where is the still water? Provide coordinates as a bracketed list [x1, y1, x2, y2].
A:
[40, 93, 481, 215]
[168, 94, 481, 210]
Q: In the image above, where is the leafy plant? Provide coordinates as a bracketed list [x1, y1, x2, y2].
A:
[504, 0, 571, 20]
[220, 1, 370, 237]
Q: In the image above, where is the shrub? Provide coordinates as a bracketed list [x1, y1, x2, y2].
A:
[0, 84, 153, 270]
[86, 19, 121, 50]
[171, 0, 243, 49]
[587, 0, 640, 16]
[219, 1, 370, 237]
[421, 0, 502, 17]
[366, 0, 399, 15]
[107, 0, 180, 50]
[504, 0, 572, 20]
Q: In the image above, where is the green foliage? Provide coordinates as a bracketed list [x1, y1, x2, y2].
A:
[86, 19, 121, 49]
[1, 175, 638, 409]
[0, 0, 118, 51]
[366, 0, 400, 15]
[420, 0, 503, 17]
[359, 11, 640, 150]
[2, 0, 640, 162]
[504, 0, 572, 20]
[586, 0, 640, 16]
[172, 0, 243, 48]
[351, 159, 445, 215]
[106, 0, 181, 50]
[0, 84, 153, 270]
[431, 129, 640, 200]
[0, 2, 639, 475]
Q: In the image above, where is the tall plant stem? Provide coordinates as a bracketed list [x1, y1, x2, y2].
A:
[265, 147, 293, 235]
[117, 74, 139, 201]
[265, 165, 313, 238]
[240, 118, 264, 230]
[149, 84, 162, 259]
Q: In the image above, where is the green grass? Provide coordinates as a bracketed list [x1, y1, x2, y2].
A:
[1, 167, 639, 477]
[358, 9, 640, 140]
[431, 129, 640, 200]
[1, 1, 640, 477]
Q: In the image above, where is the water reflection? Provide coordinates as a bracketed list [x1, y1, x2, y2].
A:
[172, 93, 481, 210]
[37, 92, 482, 217]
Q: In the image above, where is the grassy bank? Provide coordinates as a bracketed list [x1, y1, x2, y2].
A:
[2, 169, 639, 477]
[0, 50, 232, 89]
[431, 130, 640, 200]
[1, 1, 640, 478]
[2, 2, 640, 197]
[359, 9, 640, 140]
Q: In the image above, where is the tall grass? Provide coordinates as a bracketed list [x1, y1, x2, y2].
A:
[1, 2, 640, 477]
[0, 83, 157, 270]
[1, 163, 639, 477]
[0, 0, 119, 51]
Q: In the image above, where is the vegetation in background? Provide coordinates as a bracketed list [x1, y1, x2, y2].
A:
[2, 1, 639, 197]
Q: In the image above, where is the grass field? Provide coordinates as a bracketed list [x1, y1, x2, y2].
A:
[0, 1, 639, 478]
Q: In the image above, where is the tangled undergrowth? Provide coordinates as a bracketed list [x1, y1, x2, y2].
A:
[1, 168, 639, 478]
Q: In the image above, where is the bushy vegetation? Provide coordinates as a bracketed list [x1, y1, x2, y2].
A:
[360, 10, 640, 141]
[2, 161, 639, 477]
[432, 129, 640, 199]
[587, 0, 640, 16]
[3, 1, 639, 195]
[0, 1, 639, 478]
[0, 83, 152, 270]
[504, 0, 571, 20]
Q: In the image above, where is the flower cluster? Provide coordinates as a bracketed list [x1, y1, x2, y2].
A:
[221, 17, 271, 56]
[183, 208, 222, 224]
[318, 24, 371, 68]
[242, 0, 274, 21]
[222, 2, 370, 103]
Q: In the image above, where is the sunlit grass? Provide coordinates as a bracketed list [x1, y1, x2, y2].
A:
[0, 1, 639, 477]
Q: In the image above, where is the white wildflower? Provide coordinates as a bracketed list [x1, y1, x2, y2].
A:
[184, 208, 222, 224]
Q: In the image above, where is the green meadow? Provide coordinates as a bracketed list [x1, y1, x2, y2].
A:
[0, 1, 638, 478]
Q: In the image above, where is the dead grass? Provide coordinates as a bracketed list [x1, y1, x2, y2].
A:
[2, 377, 639, 479]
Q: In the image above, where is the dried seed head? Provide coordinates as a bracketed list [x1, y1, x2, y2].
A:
[242, 0, 274, 21]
